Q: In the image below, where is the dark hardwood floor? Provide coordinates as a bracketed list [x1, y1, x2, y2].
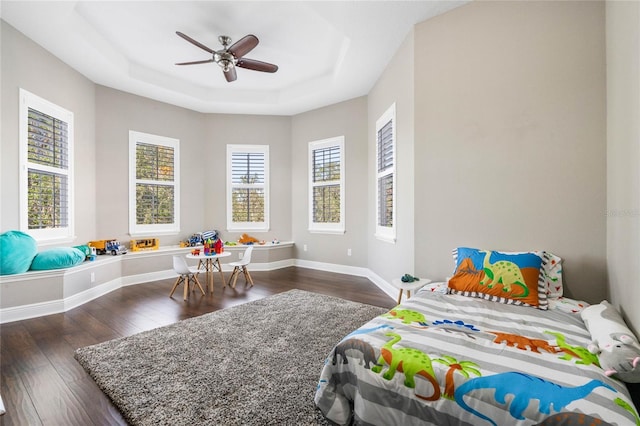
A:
[0, 267, 395, 425]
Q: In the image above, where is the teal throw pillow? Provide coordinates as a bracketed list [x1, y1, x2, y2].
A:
[0, 230, 38, 275]
[30, 247, 86, 271]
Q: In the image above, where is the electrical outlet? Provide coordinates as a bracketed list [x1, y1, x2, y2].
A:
[90, 272, 95, 283]
[347, 248, 352, 256]
[303, 244, 308, 252]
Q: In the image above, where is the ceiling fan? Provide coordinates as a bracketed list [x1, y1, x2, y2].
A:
[175, 32, 278, 82]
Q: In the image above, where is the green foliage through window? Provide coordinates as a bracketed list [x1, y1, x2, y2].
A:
[26, 108, 69, 230]
[27, 170, 68, 229]
[135, 142, 176, 225]
[312, 145, 341, 224]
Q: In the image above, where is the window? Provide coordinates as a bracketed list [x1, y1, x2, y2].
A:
[375, 103, 396, 243]
[227, 145, 269, 232]
[308, 136, 345, 234]
[129, 131, 180, 236]
[19, 89, 74, 244]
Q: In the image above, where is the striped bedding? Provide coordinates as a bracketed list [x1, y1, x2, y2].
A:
[315, 289, 639, 425]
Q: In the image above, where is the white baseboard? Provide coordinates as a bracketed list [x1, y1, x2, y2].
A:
[1, 278, 123, 324]
[64, 279, 123, 311]
[294, 259, 396, 302]
[0, 298, 66, 324]
[122, 270, 176, 287]
[1, 258, 392, 323]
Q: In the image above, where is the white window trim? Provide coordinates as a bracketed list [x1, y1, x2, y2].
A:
[128, 131, 180, 237]
[308, 136, 345, 234]
[375, 103, 396, 243]
[19, 89, 75, 245]
[226, 144, 270, 232]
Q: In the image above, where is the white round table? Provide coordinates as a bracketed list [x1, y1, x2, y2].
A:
[390, 278, 432, 305]
[186, 251, 231, 292]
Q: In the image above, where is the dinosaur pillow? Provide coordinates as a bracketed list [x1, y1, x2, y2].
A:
[452, 248, 563, 299]
[448, 247, 546, 309]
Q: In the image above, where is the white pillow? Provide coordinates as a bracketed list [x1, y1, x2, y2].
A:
[581, 301, 640, 383]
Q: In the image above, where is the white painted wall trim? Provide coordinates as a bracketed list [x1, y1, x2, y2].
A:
[64, 278, 123, 311]
[1, 258, 392, 324]
[294, 259, 397, 301]
[1, 277, 122, 324]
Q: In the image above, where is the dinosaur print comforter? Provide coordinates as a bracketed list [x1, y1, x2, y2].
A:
[315, 290, 639, 425]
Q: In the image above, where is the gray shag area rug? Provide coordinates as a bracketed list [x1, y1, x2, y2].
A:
[74, 289, 388, 425]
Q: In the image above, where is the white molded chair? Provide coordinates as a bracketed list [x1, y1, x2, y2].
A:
[227, 246, 254, 288]
[170, 255, 205, 300]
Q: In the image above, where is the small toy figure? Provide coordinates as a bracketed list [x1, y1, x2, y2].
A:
[238, 233, 259, 244]
[400, 274, 420, 283]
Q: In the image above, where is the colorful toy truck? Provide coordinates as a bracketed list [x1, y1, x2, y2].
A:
[184, 230, 219, 247]
[130, 238, 159, 252]
[88, 239, 128, 256]
[188, 233, 204, 246]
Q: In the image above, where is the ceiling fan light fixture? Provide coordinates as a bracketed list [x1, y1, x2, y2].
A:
[219, 60, 233, 73]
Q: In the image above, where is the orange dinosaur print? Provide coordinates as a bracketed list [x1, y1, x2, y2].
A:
[489, 331, 559, 354]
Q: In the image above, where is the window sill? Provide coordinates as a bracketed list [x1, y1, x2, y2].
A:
[308, 229, 345, 235]
[374, 233, 396, 244]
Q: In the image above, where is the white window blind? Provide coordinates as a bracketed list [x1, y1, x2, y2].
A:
[20, 89, 74, 243]
[129, 131, 180, 236]
[309, 136, 345, 234]
[375, 103, 396, 243]
[227, 145, 269, 232]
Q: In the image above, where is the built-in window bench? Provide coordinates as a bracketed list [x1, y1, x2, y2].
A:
[0, 242, 294, 324]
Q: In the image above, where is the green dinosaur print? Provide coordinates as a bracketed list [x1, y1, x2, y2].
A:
[382, 309, 427, 325]
[479, 250, 529, 297]
[545, 331, 600, 366]
[371, 332, 441, 401]
[615, 396, 640, 426]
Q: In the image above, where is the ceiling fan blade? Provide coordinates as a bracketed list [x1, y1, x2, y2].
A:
[176, 31, 215, 54]
[228, 34, 259, 58]
[237, 58, 278, 73]
[224, 66, 237, 82]
[175, 59, 215, 66]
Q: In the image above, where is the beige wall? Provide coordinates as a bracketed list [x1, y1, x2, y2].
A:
[1, 21, 97, 246]
[606, 0, 640, 333]
[204, 113, 292, 243]
[413, 1, 607, 302]
[291, 97, 368, 266]
[367, 29, 416, 283]
[95, 87, 293, 246]
[95, 86, 207, 246]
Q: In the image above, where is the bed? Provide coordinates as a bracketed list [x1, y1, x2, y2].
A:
[315, 248, 640, 425]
